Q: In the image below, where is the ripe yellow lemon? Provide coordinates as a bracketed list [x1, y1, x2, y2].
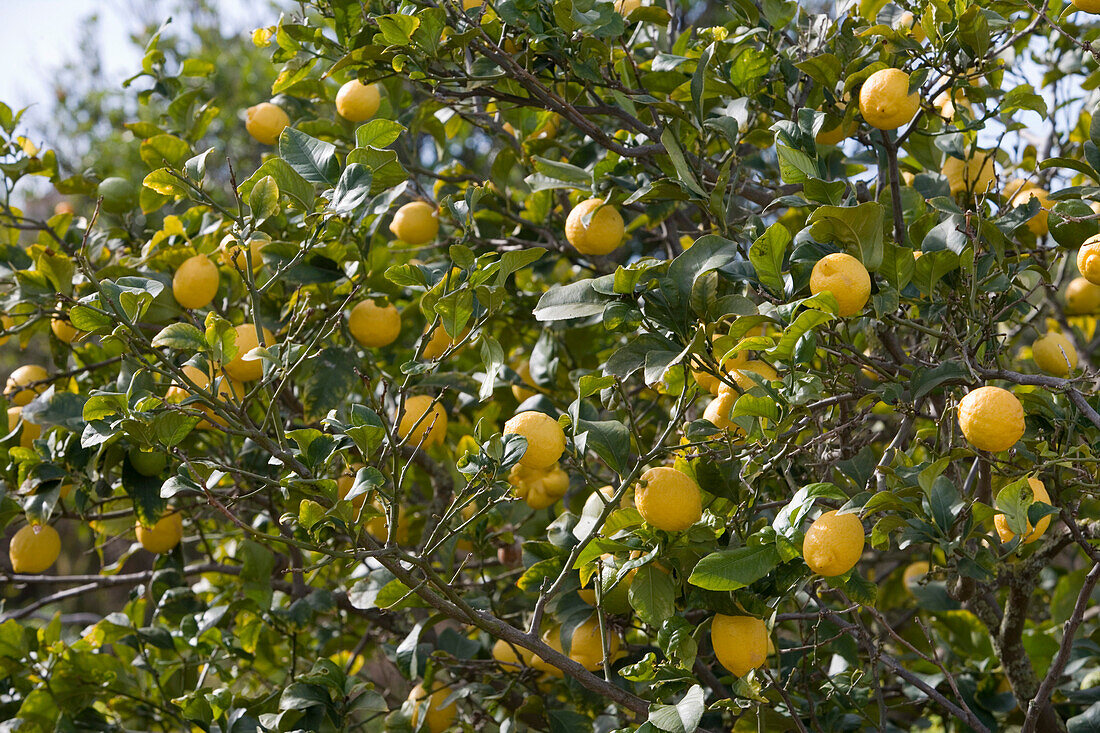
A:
[957, 386, 1025, 452]
[173, 255, 220, 310]
[615, 0, 641, 15]
[731, 360, 778, 391]
[0, 314, 14, 346]
[1073, 0, 1100, 12]
[703, 389, 740, 434]
[567, 616, 620, 670]
[815, 115, 858, 146]
[1078, 235, 1100, 284]
[492, 638, 532, 668]
[894, 10, 926, 42]
[398, 395, 447, 447]
[364, 499, 410, 544]
[902, 560, 929, 591]
[389, 201, 439, 244]
[803, 510, 865, 576]
[1004, 179, 1052, 237]
[8, 524, 61, 573]
[7, 406, 41, 448]
[934, 89, 972, 120]
[245, 102, 289, 145]
[943, 152, 995, 196]
[565, 198, 624, 255]
[165, 365, 242, 429]
[408, 682, 457, 733]
[1066, 277, 1100, 314]
[635, 466, 702, 531]
[421, 324, 468, 360]
[692, 350, 750, 395]
[348, 299, 401, 348]
[225, 324, 274, 382]
[711, 614, 767, 677]
[859, 68, 920, 130]
[511, 359, 539, 402]
[508, 461, 570, 509]
[6, 364, 48, 406]
[50, 317, 79, 343]
[994, 477, 1052, 544]
[810, 253, 871, 317]
[136, 512, 184, 553]
[219, 233, 267, 271]
[1032, 331, 1077, 376]
[503, 411, 566, 469]
[335, 79, 381, 122]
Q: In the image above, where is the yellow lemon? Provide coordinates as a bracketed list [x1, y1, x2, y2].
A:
[692, 350, 750, 395]
[0, 314, 14, 346]
[492, 638, 532, 668]
[408, 682, 457, 733]
[957, 386, 1025, 452]
[815, 115, 858, 146]
[173, 255, 220, 310]
[8, 406, 41, 448]
[335, 79, 381, 122]
[165, 365, 242, 429]
[503, 411, 566, 469]
[803, 510, 865, 576]
[567, 616, 620, 670]
[711, 615, 767, 677]
[421, 324, 468, 360]
[245, 102, 290, 145]
[1073, 0, 1100, 12]
[136, 512, 184, 554]
[703, 389, 740, 434]
[1032, 331, 1077, 376]
[635, 466, 701, 531]
[615, 0, 641, 15]
[1078, 234, 1100, 284]
[508, 462, 570, 509]
[565, 198, 624, 255]
[219, 233, 267, 271]
[348, 299, 401, 348]
[994, 477, 1053, 544]
[5, 364, 48, 406]
[934, 89, 972, 120]
[8, 524, 61, 573]
[390, 201, 439, 245]
[943, 152, 996, 196]
[1066, 277, 1100, 314]
[1004, 179, 1052, 236]
[731, 360, 778, 391]
[225, 324, 274, 382]
[397, 395, 447, 448]
[365, 499, 409, 544]
[810, 253, 871, 317]
[894, 10, 926, 42]
[903, 560, 929, 591]
[512, 359, 539, 402]
[858, 68, 920, 130]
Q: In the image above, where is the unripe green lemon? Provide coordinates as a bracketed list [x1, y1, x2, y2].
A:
[97, 177, 138, 214]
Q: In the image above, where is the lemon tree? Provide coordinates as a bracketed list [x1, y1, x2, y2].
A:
[2, 0, 1100, 732]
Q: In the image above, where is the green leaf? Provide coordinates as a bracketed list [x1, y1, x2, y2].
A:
[238, 157, 315, 209]
[687, 544, 779, 591]
[299, 499, 327, 530]
[649, 684, 704, 733]
[279, 128, 339, 186]
[661, 127, 706, 198]
[122, 458, 167, 528]
[376, 13, 420, 45]
[151, 323, 206, 351]
[329, 164, 371, 216]
[749, 223, 789, 295]
[355, 119, 406, 148]
[575, 418, 630, 473]
[807, 202, 886, 271]
[533, 276, 613, 321]
[776, 144, 818, 184]
[249, 175, 280, 220]
[139, 134, 191, 169]
[142, 168, 190, 197]
[629, 565, 676, 626]
[435, 288, 474, 339]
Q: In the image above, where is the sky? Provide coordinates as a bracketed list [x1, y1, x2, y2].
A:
[0, 0, 262, 119]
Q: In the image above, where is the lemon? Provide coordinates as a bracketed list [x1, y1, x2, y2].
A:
[1066, 277, 1100, 314]
[97, 177, 138, 214]
[225, 324, 274, 382]
[1032, 331, 1077, 376]
[8, 524, 61, 573]
[635, 466, 702, 531]
[943, 152, 996, 196]
[1073, 0, 1100, 12]
[512, 359, 539, 402]
[1004, 179, 1052, 237]
[173, 255, 220, 310]
[994, 478, 1052, 544]
[8, 406, 41, 448]
[136, 512, 183, 553]
[702, 388, 739, 434]
[535, 617, 620, 672]
[348, 299, 401, 348]
[245, 102, 290, 145]
[902, 560, 929, 591]
[219, 233, 267, 271]
[858, 68, 920, 130]
[335, 79, 381, 122]
[165, 365, 242, 429]
[1078, 235, 1100, 284]
[815, 114, 858, 146]
[934, 89, 972, 120]
[492, 638, 532, 668]
[810, 253, 871, 317]
[508, 461, 570, 509]
[408, 682, 457, 733]
[389, 201, 439, 244]
[421, 324, 468, 360]
[711, 615, 767, 677]
[692, 350, 749, 395]
[803, 510, 865, 576]
[565, 198, 624, 255]
[957, 386, 1025, 452]
[894, 10, 926, 42]
[51, 317, 80, 343]
[503, 411, 566, 469]
[398, 395, 448, 448]
[336, 463, 367, 509]
[615, 0, 641, 15]
[365, 499, 409, 544]
[129, 447, 168, 477]
[732, 360, 778, 391]
[6, 364, 48, 406]
[0, 314, 14, 346]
